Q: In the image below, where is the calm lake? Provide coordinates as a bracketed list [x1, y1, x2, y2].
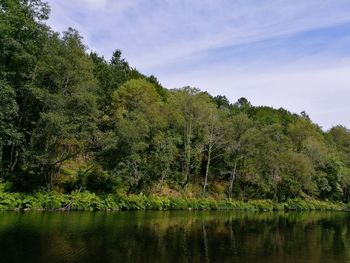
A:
[0, 211, 349, 263]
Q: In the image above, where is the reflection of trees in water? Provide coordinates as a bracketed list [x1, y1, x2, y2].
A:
[201, 222, 209, 263]
[0, 212, 349, 263]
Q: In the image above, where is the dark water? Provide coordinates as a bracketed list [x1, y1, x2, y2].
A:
[0, 211, 349, 263]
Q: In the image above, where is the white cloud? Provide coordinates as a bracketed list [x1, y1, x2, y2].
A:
[45, 0, 350, 129]
[47, 0, 350, 67]
[79, 0, 108, 8]
[161, 63, 350, 130]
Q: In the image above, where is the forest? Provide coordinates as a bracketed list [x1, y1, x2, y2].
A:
[1, 0, 350, 209]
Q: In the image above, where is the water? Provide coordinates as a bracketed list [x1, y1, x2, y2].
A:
[0, 211, 349, 263]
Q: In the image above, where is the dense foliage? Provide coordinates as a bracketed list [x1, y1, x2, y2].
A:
[1, 1, 349, 205]
[0, 189, 348, 211]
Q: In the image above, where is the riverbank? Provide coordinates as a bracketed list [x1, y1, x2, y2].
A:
[0, 191, 349, 211]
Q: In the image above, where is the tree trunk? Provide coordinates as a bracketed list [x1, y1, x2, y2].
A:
[272, 168, 278, 201]
[8, 144, 15, 170]
[203, 145, 211, 193]
[183, 118, 192, 187]
[202, 223, 210, 263]
[157, 163, 169, 192]
[10, 149, 18, 171]
[0, 142, 2, 172]
[229, 157, 239, 194]
[203, 117, 215, 193]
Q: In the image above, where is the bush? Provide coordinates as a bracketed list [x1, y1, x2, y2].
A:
[0, 192, 21, 210]
[0, 190, 348, 211]
[69, 191, 104, 210]
[283, 198, 344, 211]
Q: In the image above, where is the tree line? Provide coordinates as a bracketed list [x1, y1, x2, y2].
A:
[1, 0, 349, 202]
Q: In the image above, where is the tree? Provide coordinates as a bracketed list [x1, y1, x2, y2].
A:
[168, 87, 213, 187]
[224, 113, 254, 195]
[0, 0, 50, 177]
[24, 28, 98, 189]
[111, 79, 164, 192]
[327, 126, 350, 201]
[202, 106, 226, 193]
[0, 80, 20, 172]
[212, 95, 231, 110]
[150, 131, 178, 191]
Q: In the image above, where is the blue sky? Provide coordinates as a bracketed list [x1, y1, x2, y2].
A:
[46, 0, 350, 129]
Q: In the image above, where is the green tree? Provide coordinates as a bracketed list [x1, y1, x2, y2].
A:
[202, 107, 226, 193]
[0, 80, 20, 172]
[224, 113, 254, 195]
[327, 126, 350, 201]
[24, 28, 98, 189]
[168, 87, 213, 187]
[111, 79, 164, 192]
[0, 0, 50, 176]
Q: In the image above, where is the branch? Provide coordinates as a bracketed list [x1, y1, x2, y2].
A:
[51, 150, 81, 166]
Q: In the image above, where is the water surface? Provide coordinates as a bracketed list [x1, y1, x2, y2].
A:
[0, 211, 349, 263]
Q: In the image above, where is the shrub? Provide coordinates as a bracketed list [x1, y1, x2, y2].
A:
[0, 190, 348, 211]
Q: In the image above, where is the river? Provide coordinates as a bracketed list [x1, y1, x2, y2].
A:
[0, 211, 349, 262]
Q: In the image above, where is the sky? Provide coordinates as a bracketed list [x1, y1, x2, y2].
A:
[46, 0, 350, 130]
